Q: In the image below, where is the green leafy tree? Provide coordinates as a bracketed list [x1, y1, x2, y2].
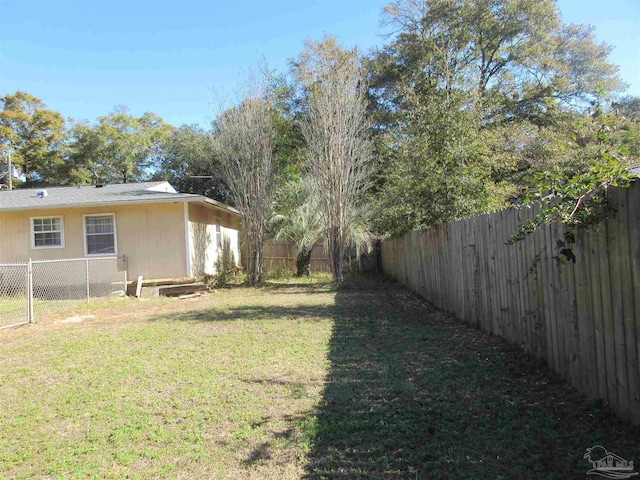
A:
[614, 96, 640, 122]
[372, 82, 489, 236]
[153, 124, 232, 203]
[68, 107, 171, 184]
[510, 113, 636, 242]
[368, 0, 624, 236]
[267, 73, 306, 183]
[0, 91, 67, 186]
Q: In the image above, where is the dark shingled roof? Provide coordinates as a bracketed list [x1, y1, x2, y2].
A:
[0, 181, 239, 214]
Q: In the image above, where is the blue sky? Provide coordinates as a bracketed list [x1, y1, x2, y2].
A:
[0, 0, 638, 128]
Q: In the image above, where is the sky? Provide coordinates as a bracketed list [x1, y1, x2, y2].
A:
[0, 0, 638, 128]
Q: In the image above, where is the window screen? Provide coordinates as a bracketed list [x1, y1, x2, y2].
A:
[85, 215, 116, 255]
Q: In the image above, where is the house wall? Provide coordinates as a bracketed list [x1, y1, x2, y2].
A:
[187, 203, 241, 276]
[0, 202, 188, 280]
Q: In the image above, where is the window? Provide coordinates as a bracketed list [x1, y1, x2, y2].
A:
[216, 217, 223, 250]
[84, 214, 117, 255]
[31, 216, 64, 248]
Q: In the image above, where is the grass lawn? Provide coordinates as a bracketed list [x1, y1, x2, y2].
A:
[0, 296, 129, 329]
[0, 296, 28, 328]
[0, 275, 638, 479]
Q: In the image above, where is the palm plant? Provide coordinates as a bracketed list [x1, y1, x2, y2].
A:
[270, 180, 323, 276]
[271, 179, 374, 278]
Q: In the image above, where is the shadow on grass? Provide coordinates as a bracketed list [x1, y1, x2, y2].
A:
[221, 280, 335, 292]
[262, 282, 336, 291]
[305, 276, 640, 479]
[154, 304, 333, 323]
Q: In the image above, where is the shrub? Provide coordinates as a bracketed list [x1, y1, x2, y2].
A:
[209, 235, 238, 288]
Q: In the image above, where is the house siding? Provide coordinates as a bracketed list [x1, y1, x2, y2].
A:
[187, 203, 241, 277]
[0, 203, 188, 280]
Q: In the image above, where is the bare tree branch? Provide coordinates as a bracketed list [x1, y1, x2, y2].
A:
[210, 72, 276, 285]
[295, 37, 374, 282]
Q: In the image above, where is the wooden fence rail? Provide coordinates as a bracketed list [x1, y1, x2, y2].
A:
[381, 182, 640, 424]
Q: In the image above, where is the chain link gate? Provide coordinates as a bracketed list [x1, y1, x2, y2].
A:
[0, 256, 127, 329]
[0, 263, 31, 329]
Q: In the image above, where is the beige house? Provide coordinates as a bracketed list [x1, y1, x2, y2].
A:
[0, 182, 241, 280]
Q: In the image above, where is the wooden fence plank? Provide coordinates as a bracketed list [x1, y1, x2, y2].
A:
[521, 206, 535, 353]
[498, 210, 511, 342]
[598, 220, 618, 408]
[542, 222, 560, 373]
[477, 215, 489, 330]
[506, 209, 518, 344]
[626, 183, 640, 423]
[461, 220, 469, 323]
[380, 181, 640, 422]
[588, 225, 608, 404]
[518, 207, 530, 352]
[512, 208, 525, 347]
[494, 211, 506, 338]
[532, 204, 547, 358]
[555, 221, 569, 380]
[564, 224, 581, 389]
[471, 217, 480, 328]
[616, 187, 637, 420]
[623, 185, 639, 423]
[608, 189, 629, 418]
[575, 226, 596, 397]
[468, 218, 479, 327]
[555, 222, 568, 379]
[493, 211, 503, 336]
[456, 221, 465, 320]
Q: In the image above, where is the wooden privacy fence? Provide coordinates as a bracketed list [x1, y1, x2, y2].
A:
[381, 182, 640, 424]
[242, 239, 381, 274]
[242, 239, 331, 273]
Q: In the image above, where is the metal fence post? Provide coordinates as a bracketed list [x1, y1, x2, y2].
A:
[27, 258, 34, 324]
[85, 258, 90, 303]
[123, 255, 128, 296]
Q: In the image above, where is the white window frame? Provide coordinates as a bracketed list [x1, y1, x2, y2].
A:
[31, 216, 65, 249]
[215, 217, 223, 250]
[83, 213, 118, 256]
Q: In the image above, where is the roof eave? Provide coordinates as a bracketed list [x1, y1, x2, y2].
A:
[0, 195, 240, 215]
[190, 197, 240, 216]
[0, 196, 194, 213]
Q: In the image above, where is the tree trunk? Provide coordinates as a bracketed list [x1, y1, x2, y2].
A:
[296, 248, 312, 277]
[252, 228, 265, 285]
[328, 228, 343, 283]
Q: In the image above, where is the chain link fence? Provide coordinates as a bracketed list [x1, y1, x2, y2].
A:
[0, 263, 30, 329]
[0, 256, 127, 329]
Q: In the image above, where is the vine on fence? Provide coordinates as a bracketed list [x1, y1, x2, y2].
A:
[509, 118, 635, 244]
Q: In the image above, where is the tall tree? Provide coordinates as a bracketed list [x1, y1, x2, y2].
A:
[0, 91, 66, 186]
[368, 0, 624, 236]
[211, 78, 277, 285]
[294, 37, 374, 283]
[68, 107, 171, 184]
[614, 96, 640, 123]
[267, 73, 306, 182]
[154, 124, 232, 203]
[377, 0, 622, 125]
